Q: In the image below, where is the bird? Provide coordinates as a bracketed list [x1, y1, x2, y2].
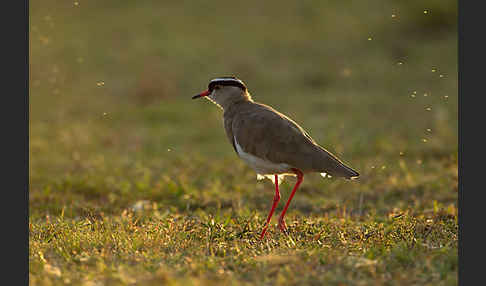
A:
[192, 76, 359, 239]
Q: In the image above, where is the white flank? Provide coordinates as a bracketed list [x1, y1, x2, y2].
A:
[235, 137, 292, 185]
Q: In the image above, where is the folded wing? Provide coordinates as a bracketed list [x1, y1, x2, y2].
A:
[231, 103, 359, 179]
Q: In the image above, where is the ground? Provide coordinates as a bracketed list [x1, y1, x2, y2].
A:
[30, 0, 457, 285]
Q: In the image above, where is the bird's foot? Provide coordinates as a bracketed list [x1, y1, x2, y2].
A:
[259, 225, 269, 240]
[278, 219, 288, 234]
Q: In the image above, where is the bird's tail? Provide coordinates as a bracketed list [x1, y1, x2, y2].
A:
[314, 146, 359, 180]
[320, 166, 359, 180]
[322, 161, 359, 180]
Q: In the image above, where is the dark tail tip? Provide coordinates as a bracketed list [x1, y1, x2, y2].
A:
[348, 170, 360, 180]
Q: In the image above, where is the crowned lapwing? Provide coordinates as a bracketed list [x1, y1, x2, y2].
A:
[192, 77, 359, 239]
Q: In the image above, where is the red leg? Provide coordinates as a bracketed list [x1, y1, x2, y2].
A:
[278, 169, 304, 233]
[260, 175, 281, 239]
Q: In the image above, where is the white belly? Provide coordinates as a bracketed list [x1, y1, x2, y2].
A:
[234, 137, 294, 184]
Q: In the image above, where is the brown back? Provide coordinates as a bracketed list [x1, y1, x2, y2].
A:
[224, 101, 359, 179]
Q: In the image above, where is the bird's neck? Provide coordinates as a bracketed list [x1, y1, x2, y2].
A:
[222, 95, 254, 117]
[219, 92, 253, 111]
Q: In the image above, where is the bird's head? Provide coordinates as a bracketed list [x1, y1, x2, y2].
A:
[192, 77, 252, 109]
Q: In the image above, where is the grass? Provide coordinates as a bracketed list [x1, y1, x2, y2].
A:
[30, 0, 457, 285]
[30, 210, 457, 285]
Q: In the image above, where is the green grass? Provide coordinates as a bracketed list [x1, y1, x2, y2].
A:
[30, 0, 457, 285]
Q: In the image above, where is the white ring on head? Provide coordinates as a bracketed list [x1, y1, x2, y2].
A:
[210, 78, 243, 84]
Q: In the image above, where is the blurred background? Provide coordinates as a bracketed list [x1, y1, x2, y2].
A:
[29, 0, 457, 219]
